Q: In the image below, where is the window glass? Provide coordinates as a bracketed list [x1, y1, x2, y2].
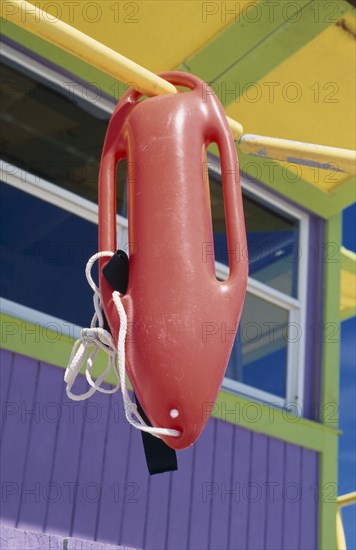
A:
[1, 59, 298, 297]
[210, 172, 299, 298]
[1, 182, 289, 398]
[0, 59, 128, 216]
[0, 182, 96, 327]
[226, 293, 289, 398]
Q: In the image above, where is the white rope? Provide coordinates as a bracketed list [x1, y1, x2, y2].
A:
[64, 251, 180, 440]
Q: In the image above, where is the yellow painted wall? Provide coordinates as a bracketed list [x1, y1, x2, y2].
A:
[26, 0, 257, 73]
[226, 13, 356, 191]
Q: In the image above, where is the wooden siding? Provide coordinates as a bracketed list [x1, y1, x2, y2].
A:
[0, 349, 319, 549]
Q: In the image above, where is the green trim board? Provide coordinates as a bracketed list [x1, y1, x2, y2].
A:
[318, 213, 342, 549]
[212, 0, 352, 106]
[181, 0, 352, 95]
[182, 0, 309, 81]
[0, 312, 116, 385]
[213, 389, 339, 454]
[320, 214, 342, 427]
[0, 311, 339, 454]
[318, 432, 339, 549]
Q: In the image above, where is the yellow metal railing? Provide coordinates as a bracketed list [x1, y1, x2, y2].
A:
[2, 0, 356, 175]
[336, 492, 356, 550]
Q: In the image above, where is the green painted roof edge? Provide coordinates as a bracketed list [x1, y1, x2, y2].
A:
[181, 0, 352, 92]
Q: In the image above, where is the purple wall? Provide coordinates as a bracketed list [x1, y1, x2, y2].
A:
[303, 214, 325, 421]
[1, 349, 319, 549]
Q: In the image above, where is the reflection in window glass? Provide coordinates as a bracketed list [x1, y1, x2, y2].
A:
[0, 183, 96, 326]
[209, 172, 299, 298]
[1, 60, 299, 297]
[226, 293, 289, 398]
[0, 59, 128, 215]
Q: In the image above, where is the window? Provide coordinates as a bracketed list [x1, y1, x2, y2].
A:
[208, 159, 308, 411]
[0, 181, 97, 328]
[0, 48, 128, 215]
[0, 42, 128, 331]
[0, 43, 308, 414]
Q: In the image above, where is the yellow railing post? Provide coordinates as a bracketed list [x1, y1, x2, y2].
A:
[2, 0, 356, 174]
[336, 492, 356, 550]
[238, 135, 356, 175]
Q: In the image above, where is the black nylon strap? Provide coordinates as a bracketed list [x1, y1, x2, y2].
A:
[135, 395, 178, 475]
[102, 250, 178, 475]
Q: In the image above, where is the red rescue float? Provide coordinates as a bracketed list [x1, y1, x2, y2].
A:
[98, 72, 248, 450]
